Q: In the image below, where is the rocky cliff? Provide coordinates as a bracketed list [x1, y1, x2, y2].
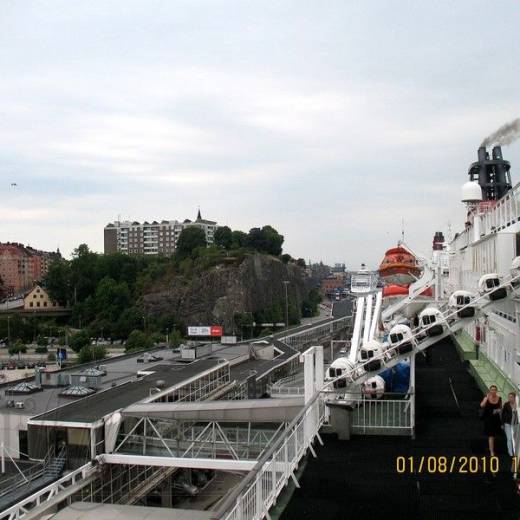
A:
[141, 253, 311, 330]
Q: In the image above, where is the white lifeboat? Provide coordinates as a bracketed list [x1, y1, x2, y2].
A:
[388, 324, 415, 355]
[362, 375, 385, 399]
[326, 357, 356, 389]
[478, 273, 507, 301]
[448, 290, 476, 318]
[419, 307, 445, 337]
[359, 339, 385, 372]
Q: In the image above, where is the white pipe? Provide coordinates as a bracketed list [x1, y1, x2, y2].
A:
[369, 291, 383, 340]
[349, 297, 365, 363]
[363, 294, 373, 345]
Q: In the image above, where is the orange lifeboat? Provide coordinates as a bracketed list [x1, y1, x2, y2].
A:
[378, 246, 421, 286]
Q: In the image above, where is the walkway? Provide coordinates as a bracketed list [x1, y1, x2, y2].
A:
[281, 338, 520, 519]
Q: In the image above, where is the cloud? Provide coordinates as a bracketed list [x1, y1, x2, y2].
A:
[1, 1, 520, 265]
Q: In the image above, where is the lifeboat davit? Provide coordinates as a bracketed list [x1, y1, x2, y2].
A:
[378, 246, 421, 286]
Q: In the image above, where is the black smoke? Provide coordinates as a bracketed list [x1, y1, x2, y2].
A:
[481, 118, 520, 147]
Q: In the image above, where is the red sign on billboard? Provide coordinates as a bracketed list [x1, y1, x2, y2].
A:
[210, 326, 223, 337]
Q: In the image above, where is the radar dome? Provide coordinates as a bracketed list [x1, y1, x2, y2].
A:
[461, 181, 482, 203]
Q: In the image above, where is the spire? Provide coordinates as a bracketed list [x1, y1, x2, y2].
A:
[197, 207, 202, 221]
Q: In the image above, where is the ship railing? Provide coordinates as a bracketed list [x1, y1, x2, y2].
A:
[211, 393, 324, 520]
[348, 391, 414, 435]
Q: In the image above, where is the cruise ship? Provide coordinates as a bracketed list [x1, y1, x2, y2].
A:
[449, 144, 520, 397]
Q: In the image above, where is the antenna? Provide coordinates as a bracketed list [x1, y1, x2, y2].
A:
[399, 218, 405, 245]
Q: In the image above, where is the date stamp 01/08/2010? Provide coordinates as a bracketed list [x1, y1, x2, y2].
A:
[395, 455, 517, 474]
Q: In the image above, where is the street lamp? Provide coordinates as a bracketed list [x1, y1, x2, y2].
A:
[6, 316, 10, 347]
[283, 281, 290, 329]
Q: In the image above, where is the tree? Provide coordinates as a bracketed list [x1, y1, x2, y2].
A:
[281, 254, 292, 264]
[37, 335, 48, 347]
[214, 226, 233, 249]
[169, 329, 183, 348]
[77, 345, 106, 364]
[175, 227, 207, 261]
[44, 260, 71, 306]
[8, 341, 26, 356]
[246, 226, 284, 256]
[231, 230, 248, 249]
[125, 330, 152, 352]
[296, 258, 306, 268]
[69, 330, 90, 352]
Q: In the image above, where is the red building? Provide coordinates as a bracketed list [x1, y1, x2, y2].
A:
[0, 243, 60, 297]
[321, 276, 346, 295]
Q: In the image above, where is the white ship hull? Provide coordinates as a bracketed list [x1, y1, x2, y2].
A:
[449, 179, 520, 389]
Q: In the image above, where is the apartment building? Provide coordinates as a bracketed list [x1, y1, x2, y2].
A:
[104, 210, 217, 255]
[0, 243, 61, 297]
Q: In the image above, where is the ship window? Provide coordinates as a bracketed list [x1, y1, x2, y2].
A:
[390, 333, 404, 343]
[423, 315, 436, 325]
[516, 232, 520, 257]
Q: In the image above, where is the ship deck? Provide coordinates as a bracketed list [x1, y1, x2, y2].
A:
[281, 338, 520, 519]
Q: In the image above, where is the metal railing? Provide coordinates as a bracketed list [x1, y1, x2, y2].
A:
[0, 462, 95, 520]
[349, 392, 414, 435]
[211, 394, 324, 520]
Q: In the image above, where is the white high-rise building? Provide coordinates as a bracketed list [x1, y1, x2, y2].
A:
[104, 210, 217, 255]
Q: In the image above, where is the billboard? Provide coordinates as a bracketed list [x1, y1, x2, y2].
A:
[188, 326, 223, 337]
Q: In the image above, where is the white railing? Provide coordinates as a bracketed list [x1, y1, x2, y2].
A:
[267, 384, 304, 397]
[350, 394, 414, 435]
[280, 316, 351, 350]
[0, 462, 95, 520]
[213, 396, 324, 520]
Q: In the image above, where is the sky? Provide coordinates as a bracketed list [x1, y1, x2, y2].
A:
[1, 0, 520, 268]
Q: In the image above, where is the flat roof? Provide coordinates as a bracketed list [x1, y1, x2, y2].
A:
[53, 503, 211, 520]
[31, 359, 222, 424]
[1, 348, 180, 418]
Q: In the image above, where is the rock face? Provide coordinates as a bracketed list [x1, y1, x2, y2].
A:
[141, 253, 311, 331]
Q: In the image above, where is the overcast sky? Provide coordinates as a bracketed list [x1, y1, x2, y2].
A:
[1, 1, 520, 268]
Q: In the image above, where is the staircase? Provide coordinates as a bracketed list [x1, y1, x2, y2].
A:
[44, 448, 67, 478]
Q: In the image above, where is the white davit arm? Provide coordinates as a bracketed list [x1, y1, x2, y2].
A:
[369, 290, 383, 340]
[349, 296, 365, 363]
[363, 294, 373, 345]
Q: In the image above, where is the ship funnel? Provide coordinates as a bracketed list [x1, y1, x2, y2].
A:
[492, 145, 503, 160]
[467, 146, 512, 201]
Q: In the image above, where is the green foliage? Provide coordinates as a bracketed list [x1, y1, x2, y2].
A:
[301, 288, 322, 318]
[113, 308, 143, 340]
[175, 227, 207, 261]
[214, 226, 233, 249]
[37, 335, 48, 347]
[281, 254, 292, 264]
[8, 341, 26, 355]
[35, 345, 48, 354]
[169, 329, 183, 348]
[44, 260, 72, 306]
[69, 330, 90, 352]
[125, 330, 152, 352]
[77, 345, 107, 364]
[246, 226, 284, 256]
[296, 258, 306, 268]
[231, 230, 248, 249]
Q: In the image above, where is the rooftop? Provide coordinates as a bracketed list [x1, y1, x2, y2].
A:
[30, 358, 221, 424]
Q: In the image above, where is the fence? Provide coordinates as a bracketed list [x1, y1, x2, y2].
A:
[212, 395, 324, 520]
[349, 392, 414, 436]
